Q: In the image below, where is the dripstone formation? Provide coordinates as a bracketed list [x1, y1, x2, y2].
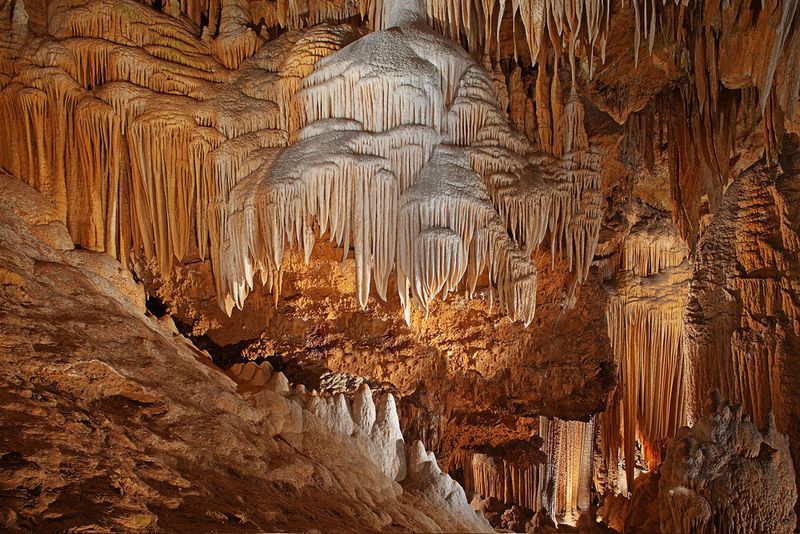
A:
[1, 0, 799, 532]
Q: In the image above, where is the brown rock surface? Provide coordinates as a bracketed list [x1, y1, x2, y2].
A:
[659, 392, 797, 533]
[684, 144, 800, 502]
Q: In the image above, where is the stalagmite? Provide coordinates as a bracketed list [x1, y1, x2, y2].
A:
[405, 440, 493, 531]
[230, 358, 491, 530]
[659, 392, 797, 533]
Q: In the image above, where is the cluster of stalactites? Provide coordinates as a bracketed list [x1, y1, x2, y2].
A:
[450, 449, 547, 512]
[48, 0, 215, 62]
[605, 294, 687, 486]
[0, 0, 601, 328]
[212, 0, 261, 69]
[213, 5, 602, 325]
[46, 0, 261, 70]
[396, 146, 538, 325]
[136, 0, 733, 94]
[368, 0, 613, 81]
[455, 65, 602, 284]
[0, 0, 354, 281]
[145, 0, 611, 77]
[449, 417, 593, 525]
[623, 0, 800, 247]
[145, 0, 369, 39]
[0, 1, 218, 269]
[203, 29, 363, 313]
[621, 218, 689, 277]
[602, 216, 691, 493]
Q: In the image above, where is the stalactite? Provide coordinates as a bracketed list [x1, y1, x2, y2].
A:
[534, 47, 552, 153]
[213, 0, 261, 69]
[507, 67, 527, 133]
[549, 51, 564, 158]
[11, 0, 28, 35]
[603, 213, 691, 493]
[212, 4, 599, 325]
[75, 98, 124, 255]
[0, 0, 603, 327]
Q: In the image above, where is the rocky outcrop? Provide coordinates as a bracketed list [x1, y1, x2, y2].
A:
[658, 392, 797, 533]
[684, 148, 800, 506]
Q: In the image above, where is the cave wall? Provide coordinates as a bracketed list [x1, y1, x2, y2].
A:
[684, 138, 800, 503]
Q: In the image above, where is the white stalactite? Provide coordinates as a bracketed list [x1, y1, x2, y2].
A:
[0, 0, 601, 328]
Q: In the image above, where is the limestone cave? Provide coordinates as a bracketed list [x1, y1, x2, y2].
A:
[0, 0, 799, 531]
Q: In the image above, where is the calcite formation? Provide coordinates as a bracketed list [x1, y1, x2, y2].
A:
[603, 208, 692, 491]
[659, 392, 797, 533]
[0, 0, 601, 328]
[1, 0, 800, 532]
[447, 416, 595, 523]
[225, 349, 491, 533]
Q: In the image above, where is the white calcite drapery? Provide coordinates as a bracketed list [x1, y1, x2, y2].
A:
[213, 0, 601, 325]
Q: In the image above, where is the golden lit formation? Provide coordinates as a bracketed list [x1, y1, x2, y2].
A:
[0, 0, 799, 532]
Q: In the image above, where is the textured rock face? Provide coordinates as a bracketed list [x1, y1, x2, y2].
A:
[684, 148, 800, 506]
[659, 393, 797, 533]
